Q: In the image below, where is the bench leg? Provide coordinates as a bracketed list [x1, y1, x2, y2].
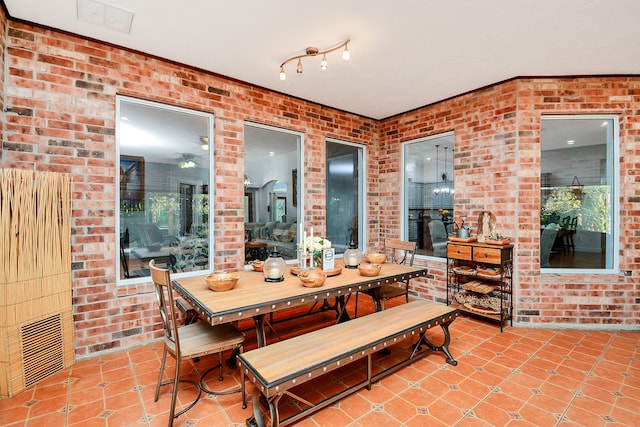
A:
[248, 388, 284, 427]
[412, 319, 457, 366]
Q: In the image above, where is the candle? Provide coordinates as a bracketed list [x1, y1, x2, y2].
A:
[303, 231, 307, 269]
[347, 254, 358, 266]
[309, 227, 314, 267]
[268, 268, 281, 280]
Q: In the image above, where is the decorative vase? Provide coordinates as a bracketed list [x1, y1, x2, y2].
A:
[313, 251, 322, 269]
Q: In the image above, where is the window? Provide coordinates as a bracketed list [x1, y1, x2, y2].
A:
[117, 97, 214, 282]
[403, 133, 454, 258]
[326, 139, 365, 254]
[540, 116, 618, 271]
[244, 123, 303, 261]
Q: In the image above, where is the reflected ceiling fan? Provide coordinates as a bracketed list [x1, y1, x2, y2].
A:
[178, 153, 196, 169]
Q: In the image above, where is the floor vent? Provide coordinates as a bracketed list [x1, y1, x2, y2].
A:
[21, 315, 65, 388]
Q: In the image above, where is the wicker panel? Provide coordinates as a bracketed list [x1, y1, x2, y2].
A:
[0, 170, 73, 397]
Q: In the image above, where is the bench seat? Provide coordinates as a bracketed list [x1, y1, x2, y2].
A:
[238, 299, 459, 427]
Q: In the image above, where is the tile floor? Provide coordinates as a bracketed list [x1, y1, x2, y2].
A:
[1, 297, 639, 427]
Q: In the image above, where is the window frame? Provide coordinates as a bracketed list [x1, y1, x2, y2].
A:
[116, 96, 215, 284]
[325, 137, 367, 254]
[243, 121, 304, 263]
[401, 131, 455, 260]
[540, 114, 620, 274]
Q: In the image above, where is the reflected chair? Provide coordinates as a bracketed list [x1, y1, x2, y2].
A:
[428, 220, 448, 257]
[149, 260, 245, 426]
[540, 223, 558, 268]
[561, 216, 578, 253]
[355, 239, 417, 316]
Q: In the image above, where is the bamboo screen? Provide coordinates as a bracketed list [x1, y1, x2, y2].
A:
[0, 169, 73, 397]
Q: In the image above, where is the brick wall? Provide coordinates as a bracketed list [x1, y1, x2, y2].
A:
[0, 16, 637, 357]
[381, 78, 640, 327]
[0, 21, 378, 356]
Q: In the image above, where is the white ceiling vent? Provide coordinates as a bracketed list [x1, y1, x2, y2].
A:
[77, 0, 133, 34]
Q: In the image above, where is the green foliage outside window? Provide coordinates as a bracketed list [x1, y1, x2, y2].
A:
[541, 186, 610, 233]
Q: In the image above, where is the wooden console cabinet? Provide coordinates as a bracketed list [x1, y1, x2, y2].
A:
[446, 241, 513, 332]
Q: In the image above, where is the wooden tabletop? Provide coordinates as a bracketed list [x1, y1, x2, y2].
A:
[172, 260, 428, 326]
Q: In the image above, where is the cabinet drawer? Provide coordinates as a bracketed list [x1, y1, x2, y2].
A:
[473, 247, 502, 264]
[447, 244, 472, 261]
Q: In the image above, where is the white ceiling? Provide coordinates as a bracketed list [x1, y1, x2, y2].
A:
[4, 0, 640, 120]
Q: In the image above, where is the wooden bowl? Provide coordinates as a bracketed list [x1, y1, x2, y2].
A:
[205, 272, 239, 292]
[358, 263, 382, 277]
[249, 260, 264, 272]
[298, 270, 326, 287]
[365, 252, 386, 264]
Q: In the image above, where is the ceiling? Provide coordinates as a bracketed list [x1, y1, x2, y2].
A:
[4, 0, 640, 120]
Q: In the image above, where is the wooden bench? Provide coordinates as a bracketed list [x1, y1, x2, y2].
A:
[237, 300, 459, 427]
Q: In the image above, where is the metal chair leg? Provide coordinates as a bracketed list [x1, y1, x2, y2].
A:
[169, 356, 181, 426]
[155, 347, 168, 402]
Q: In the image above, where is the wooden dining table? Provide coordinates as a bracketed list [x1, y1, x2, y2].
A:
[172, 260, 428, 348]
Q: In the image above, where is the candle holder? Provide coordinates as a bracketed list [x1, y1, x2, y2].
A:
[343, 239, 362, 269]
[297, 243, 309, 272]
[263, 247, 286, 282]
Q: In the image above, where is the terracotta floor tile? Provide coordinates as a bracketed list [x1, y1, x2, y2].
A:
[359, 381, 395, 404]
[457, 416, 498, 427]
[68, 417, 107, 427]
[69, 385, 104, 406]
[427, 397, 465, 425]
[610, 404, 640, 426]
[544, 371, 584, 391]
[507, 372, 545, 389]
[618, 384, 640, 404]
[428, 364, 468, 386]
[377, 372, 411, 395]
[66, 399, 105, 425]
[527, 393, 570, 414]
[585, 374, 625, 393]
[103, 376, 137, 395]
[468, 368, 505, 388]
[483, 390, 525, 412]
[0, 405, 30, 424]
[517, 402, 563, 426]
[564, 402, 608, 426]
[579, 383, 617, 404]
[355, 409, 405, 426]
[496, 379, 536, 403]
[539, 381, 577, 402]
[68, 373, 103, 393]
[417, 375, 452, 397]
[458, 377, 492, 400]
[105, 390, 141, 411]
[307, 404, 355, 427]
[0, 388, 34, 410]
[384, 397, 417, 424]
[339, 392, 374, 421]
[28, 394, 68, 418]
[25, 411, 68, 426]
[0, 310, 636, 427]
[31, 382, 68, 401]
[441, 388, 483, 410]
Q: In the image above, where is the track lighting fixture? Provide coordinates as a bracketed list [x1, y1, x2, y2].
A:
[279, 38, 350, 81]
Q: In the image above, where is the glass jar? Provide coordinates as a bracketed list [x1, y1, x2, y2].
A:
[343, 239, 363, 269]
[263, 247, 286, 282]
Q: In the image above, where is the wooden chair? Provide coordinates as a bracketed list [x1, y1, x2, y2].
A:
[355, 239, 417, 316]
[149, 260, 245, 426]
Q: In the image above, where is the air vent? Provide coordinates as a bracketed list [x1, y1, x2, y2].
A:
[21, 315, 64, 388]
[77, 0, 134, 34]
